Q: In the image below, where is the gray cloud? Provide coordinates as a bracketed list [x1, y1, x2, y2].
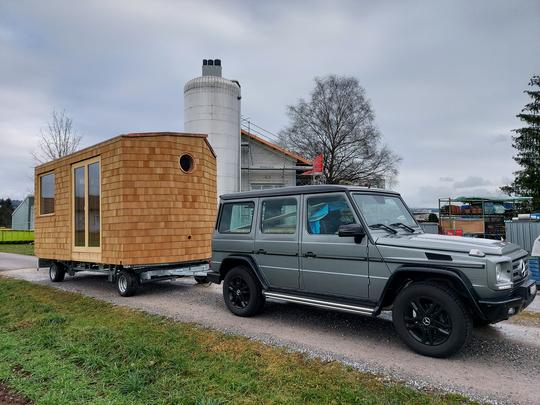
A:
[454, 176, 492, 189]
[492, 134, 510, 144]
[0, 0, 539, 207]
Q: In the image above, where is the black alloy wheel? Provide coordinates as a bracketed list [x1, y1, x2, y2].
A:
[227, 276, 251, 309]
[222, 266, 265, 317]
[404, 296, 452, 346]
[392, 281, 472, 358]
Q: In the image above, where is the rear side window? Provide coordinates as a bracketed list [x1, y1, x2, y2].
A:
[218, 202, 255, 234]
[261, 198, 297, 234]
[306, 194, 356, 235]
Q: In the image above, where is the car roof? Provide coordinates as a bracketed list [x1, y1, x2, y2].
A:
[220, 185, 400, 200]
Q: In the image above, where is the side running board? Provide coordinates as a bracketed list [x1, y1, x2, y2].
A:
[263, 291, 375, 316]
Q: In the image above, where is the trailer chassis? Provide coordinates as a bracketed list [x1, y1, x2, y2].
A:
[38, 258, 210, 296]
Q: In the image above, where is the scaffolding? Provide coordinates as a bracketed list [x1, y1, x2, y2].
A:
[240, 117, 312, 191]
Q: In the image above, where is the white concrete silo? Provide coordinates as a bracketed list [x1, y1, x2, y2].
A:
[184, 59, 241, 198]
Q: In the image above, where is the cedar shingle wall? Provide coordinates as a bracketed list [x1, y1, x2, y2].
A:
[35, 133, 217, 266]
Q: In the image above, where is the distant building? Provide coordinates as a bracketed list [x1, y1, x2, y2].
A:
[411, 208, 439, 222]
[241, 130, 312, 191]
[11, 195, 34, 230]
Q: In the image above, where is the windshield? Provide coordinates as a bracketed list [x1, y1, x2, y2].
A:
[352, 193, 418, 230]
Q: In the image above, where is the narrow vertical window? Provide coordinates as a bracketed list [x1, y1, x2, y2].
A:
[74, 166, 85, 247]
[73, 158, 100, 249]
[88, 162, 100, 247]
[39, 173, 55, 215]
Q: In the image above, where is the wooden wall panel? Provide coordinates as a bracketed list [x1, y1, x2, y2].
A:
[35, 133, 217, 266]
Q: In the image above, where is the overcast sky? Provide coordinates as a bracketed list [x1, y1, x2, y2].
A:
[1, 0, 539, 207]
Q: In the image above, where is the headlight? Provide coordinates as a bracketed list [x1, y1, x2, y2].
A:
[495, 262, 513, 290]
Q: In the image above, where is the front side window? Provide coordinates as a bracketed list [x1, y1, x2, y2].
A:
[261, 198, 297, 234]
[218, 202, 255, 234]
[306, 194, 356, 235]
[352, 193, 417, 228]
[39, 172, 55, 215]
[73, 159, 101, 248]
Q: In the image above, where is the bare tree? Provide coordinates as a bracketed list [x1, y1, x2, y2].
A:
[279, 75, 400, 187]
[33, 109, 82, 164]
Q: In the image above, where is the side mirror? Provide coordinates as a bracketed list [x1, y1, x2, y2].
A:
[338, 224, 366, 243]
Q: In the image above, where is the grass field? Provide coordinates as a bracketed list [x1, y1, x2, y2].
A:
[0, 244, 34, 256]
[0, 278, 474, 405]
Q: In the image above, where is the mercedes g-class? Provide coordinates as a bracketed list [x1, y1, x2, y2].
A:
[207, 185, 536, 357]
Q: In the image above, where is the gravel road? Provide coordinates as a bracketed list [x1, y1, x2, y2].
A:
[0, 253, 36, 270]
[1, 253, 540, 404]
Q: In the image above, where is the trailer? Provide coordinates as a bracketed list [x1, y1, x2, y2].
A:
[34, 132, 217, 296]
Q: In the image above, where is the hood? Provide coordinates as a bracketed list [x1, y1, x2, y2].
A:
[375, 233, 522, 256]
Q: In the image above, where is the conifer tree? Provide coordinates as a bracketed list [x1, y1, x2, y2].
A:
[501, 76, 540, 210]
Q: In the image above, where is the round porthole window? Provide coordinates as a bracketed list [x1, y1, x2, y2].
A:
[179, 154, 194, 173]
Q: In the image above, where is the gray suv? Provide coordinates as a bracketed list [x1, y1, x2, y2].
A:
[207, 185, 537, 357]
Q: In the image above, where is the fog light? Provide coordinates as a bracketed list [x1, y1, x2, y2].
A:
[530, 284, 537, 295]
[508, 307, 516, 315]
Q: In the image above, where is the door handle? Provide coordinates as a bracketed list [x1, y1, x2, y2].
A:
[304, 251, 317, 258]
[256, 249, 267, 255]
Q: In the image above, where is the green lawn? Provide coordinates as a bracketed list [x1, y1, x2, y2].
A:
[0, 278, 474, 405]
[0, 243, 34, 256]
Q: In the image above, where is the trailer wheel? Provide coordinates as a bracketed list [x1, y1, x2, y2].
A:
[117, 270, 138, 297]
[194, 276, 209, 284]
[49, 262, 66, 282]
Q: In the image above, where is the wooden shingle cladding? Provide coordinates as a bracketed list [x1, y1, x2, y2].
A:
[34, 132, 217, 266]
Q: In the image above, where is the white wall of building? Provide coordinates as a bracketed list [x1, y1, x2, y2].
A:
[241, 135, 297, 191]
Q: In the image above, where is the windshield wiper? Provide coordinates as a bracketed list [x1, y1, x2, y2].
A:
[369, 223, 397, 234]
[390, 222, 416, 233]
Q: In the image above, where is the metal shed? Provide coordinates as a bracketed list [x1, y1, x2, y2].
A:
[505, 220, 540, 254]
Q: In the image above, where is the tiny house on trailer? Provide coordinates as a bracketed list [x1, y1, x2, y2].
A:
[34, 132, 217, 296]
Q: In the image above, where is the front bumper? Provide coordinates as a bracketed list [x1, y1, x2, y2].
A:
[478, 279, 537, 323]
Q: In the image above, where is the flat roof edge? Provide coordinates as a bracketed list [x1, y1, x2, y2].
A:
[34, 132, 210, 171]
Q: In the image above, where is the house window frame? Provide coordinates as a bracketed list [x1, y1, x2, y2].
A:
[72, 156, 101, 253]
[38, 172, 56, 216]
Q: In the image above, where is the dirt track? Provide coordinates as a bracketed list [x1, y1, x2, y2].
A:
[1, 253, 539, 404]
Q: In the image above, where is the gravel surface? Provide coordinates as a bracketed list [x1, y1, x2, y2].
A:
[1, 253, 540, 404]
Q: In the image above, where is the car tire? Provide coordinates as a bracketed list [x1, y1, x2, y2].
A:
[223, 266, 265, 317]
[194, 276, 209, 284]
[49, 262, 66, 282]
[392, 281, 472, 358]
[116, 270, 139, 297]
